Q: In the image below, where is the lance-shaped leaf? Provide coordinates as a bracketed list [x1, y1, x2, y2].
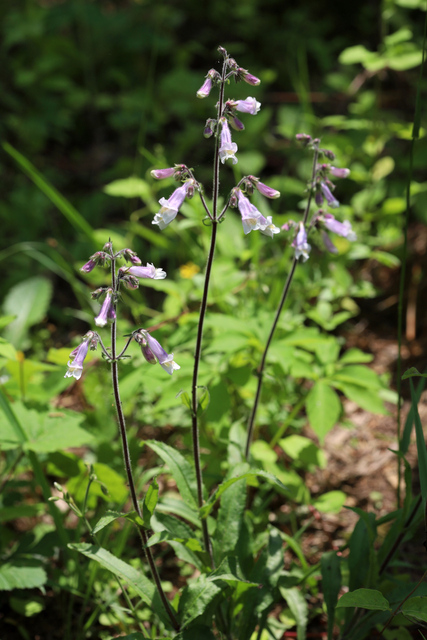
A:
[144, 441, 199, 509]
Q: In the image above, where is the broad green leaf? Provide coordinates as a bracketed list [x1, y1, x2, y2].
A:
[156, 497, 200, 527]
[336, 588, 390, 611]
[2, 143, 96, 245]
[339, 349, 374, 365]
[403, 367, 427, 379]
[3, 277, 52, 348]
[152, 512, 195, 540]
[410, 380, 427, 506]
[142, 478, 159, 528]
[321, 551, 341, 640]
[280, 587, 308, 640]
[339, 45, 375, 65]
[92, 511, 126, 535]
[348, 514, 377, 591]
[144, 441, 199, 509]
[201, 468, 287, 518]
[214, 472, 247, 565]
[0, 401, 93, 452]
[207, 556, 258, 586]
[0, 338, 17, 361]
[103, 177, 152, 199]
[178, 574, 222, 628]
[306, 382, 341, 442]
[401, 596, 427, 622]
[0, 563, 47, 591]
[333, 381, 387, 414]
[333, 365, 382, 388]
[313, 491, 346, 514]
[69, 543, 170, 625]
[177, 390, 192, 412]
[279, 435, 326, 469]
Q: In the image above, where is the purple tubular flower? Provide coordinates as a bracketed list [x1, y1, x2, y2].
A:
[65, 333, 93, 380]
[236, 191, 280, 237]
[136, 330, 180, 375]
[292, 223, 311, 262]
[152, 182, 190, 230]
[323, 214, 357, 240]
[239, 68, 261, 85]
[197, 77, 212, 99]
[151, 167, 176, 179]
[219, 120, 238, 165]
[81, 259, 97, 273]
[94, 289, 114, 328]
[330, 166, 350, 179]
[229, 115, 245, 131]
[234, 97, 261, 115]
[255, 180, 280, 199]
[321, 231, 339, 254]
[320, 182, 339, 209]
[126, 263, 167, 280]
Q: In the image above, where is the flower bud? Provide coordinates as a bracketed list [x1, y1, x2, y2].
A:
[296, 133, 312, 145]
[330, 166, 350, 179]
[151, 167, 176, 179]
[204, 118, 216, 138]
[239, 67, 261, 85]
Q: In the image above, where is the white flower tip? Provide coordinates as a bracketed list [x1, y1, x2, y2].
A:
[94, 317, 107, 328]
[154, 269, 167, 279]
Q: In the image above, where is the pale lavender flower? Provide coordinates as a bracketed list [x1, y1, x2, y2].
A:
[239, 68, 261, 86]
[229, 115, 245, 131]
[64, 333, 93, 380]
[152, 182, 190, 230]
[323, 213, 357, 241]
[250, 178, 280, 199]
[94, 289, 114, 328]
[330, 166, 350, 179]
[196, 69, 218, 98]
[151, 167, 176, 179]
[219, 120, 238, 165]
[320, 182, 339, 209]
[129, 254, 142, 265]
[292, 223, 311, 261]
[125, 264, 167, 280]
[236, 191, 279, 236]
[81, 259, 97, 273]
[321, 231, 339, 254]
[233, 97, 261, 115]
[135, 330, 180, 375]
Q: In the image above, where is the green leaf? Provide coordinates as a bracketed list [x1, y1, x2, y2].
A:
[2, 403, 94, 453]
[9, 596, 44, 617]
[177, 390, 192, 412]
[2, 143, 96, 245]
[197, 386, 210, 416]
[142, 478, 159, 528]
[410, 380, 427, 506]
[339, 45, 375, 65]
[0, 563, 47, 591]
[156, 497, 200, 528]
[175, 625, 216, 640]
[306, 382, 341, 442]
[144, 441, 199, 509]
[178, 574, 222, 628]
[403, 367, 427, 379]
[321, 551, 341, 640]
[333, 381, 387, 414]
[401, 373, 426, 454]
[313, 491, 346, 514]
[207, 556, 258, 586]
[401, 596, 427, 622]
[336, 588, 390, 611]
[0, 504, 45, 522]
[279, 587, 308, 640]
[0, 338, 18, 361]
[214, 472, 247, 565]
[92, 511, 126, 535]
[279, 435, 326, 469]
[103, 177, 152, 199]
[339, 349, 374, 364]
[201, 468, 287, 518]
[3, 277, 52, 349]
[69, 543, 170, 626]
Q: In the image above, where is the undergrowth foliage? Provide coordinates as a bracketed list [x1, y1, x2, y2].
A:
[1, 42, 427, 640]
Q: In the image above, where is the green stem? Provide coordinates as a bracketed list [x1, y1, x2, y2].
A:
[245, 144, 319, 459]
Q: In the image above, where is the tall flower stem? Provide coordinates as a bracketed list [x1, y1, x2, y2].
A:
[245, 144, 320, 460]
[191, 55, 228, 567]
[110, 257, 180, 632]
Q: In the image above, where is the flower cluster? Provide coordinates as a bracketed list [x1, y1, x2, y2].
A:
[65, 244, 178, 381]
[282, 133, 356, 260]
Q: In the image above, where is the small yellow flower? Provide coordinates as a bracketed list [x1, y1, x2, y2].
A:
[179, 262, 200, 279]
